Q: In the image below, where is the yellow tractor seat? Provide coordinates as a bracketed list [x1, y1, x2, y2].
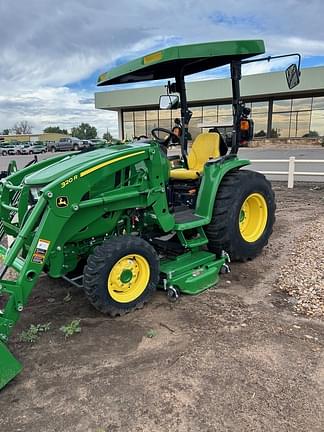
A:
[170, 132, 221, 180]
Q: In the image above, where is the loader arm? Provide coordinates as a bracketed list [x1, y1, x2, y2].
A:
[0, 142, 180, 388]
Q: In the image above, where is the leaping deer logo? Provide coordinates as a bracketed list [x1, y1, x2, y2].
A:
[56, 196, 68, 208]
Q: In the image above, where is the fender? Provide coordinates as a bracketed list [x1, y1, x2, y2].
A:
[195, 156, 250, 222]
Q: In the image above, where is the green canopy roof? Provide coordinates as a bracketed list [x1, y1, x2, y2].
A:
[97, 39, 265, 86]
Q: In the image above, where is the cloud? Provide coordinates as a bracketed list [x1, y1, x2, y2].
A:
[0, 0, 323, 136]
[0, 87, 118, 137]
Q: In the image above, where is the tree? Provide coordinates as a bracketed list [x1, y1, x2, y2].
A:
[302, 130, 319, 138]
[43, 126, 68, 135]
[254, 129, 266, 138]
[103, 130, 113, 142]
[12, 121, 33, 134]
[71, 123, 97, 140]
[2, 129, 10, 135]
[270, 128, 279, 138]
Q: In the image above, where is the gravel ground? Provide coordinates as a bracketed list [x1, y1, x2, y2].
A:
[0, 183, 324, 432]
[277, 216, 324, 318]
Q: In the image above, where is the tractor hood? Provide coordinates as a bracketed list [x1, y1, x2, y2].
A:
[24, 144, 150, 186]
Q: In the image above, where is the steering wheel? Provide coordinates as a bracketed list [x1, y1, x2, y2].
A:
[151, 127, 180, 147]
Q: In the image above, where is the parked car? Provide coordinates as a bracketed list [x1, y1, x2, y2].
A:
[81, 140, 93, 149]
[0, 143, 16, 156]
[47, 137, 86, 152]
[88, 138, 108, 149]
[28, 142, 46, 154]
[16, 143, 32, 155]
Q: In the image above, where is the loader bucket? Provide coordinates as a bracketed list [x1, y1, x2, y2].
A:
[0, 342, 22, 390]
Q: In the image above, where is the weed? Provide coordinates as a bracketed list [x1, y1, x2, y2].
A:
[60, 319, 81, 338]
[146, 329, 157, 338]
[20, 322, 51, 343]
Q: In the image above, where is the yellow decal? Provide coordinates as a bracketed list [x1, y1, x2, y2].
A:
[60, 174, 78, 189]
[143, 51, 163, 64]
[80, 151, 145, 178]
[98, 72, 107, 83]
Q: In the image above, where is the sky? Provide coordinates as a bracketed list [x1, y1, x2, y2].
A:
[1, 0, 324, 138]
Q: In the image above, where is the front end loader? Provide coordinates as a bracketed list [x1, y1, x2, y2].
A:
[0, 39, 301, 389]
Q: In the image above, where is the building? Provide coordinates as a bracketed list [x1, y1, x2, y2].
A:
[0, 132, 68, 143]
[95, 66, 324, 141]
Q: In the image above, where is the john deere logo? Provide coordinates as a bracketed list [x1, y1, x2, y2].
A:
[56, 196, 69, 208]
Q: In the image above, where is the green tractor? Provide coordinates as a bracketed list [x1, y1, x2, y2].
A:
[0, 39, 300, 389]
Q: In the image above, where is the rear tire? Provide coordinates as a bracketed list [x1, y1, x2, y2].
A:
[73, 144, 79, 151]
[83, 236, 159, 316]
[205, 169, 275, 261]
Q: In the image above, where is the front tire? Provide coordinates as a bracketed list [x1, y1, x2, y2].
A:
[206, 170, 275, 261]
[83, 236, 159, 316]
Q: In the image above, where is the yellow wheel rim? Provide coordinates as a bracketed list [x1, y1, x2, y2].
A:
[239, 193, 268, 243]
[107, 254, 150, 303]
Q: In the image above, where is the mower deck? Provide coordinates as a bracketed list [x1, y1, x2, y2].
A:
[160, 250, 226, 295]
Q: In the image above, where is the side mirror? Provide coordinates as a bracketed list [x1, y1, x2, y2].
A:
[285, 64, 300, 89]
[159, 94, 179, 110]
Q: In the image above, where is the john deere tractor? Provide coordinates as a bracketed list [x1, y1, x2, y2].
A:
[0, 39, 301, 389]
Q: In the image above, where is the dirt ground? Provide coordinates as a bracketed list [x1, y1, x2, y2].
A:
[0, 183, 324, 432]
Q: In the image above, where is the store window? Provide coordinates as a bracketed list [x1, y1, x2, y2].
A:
[218, 104, 232, 117]
[290, 111, 311, 137]
[271, 112, 291, 137]
[189, 117, 203, 141]
[271, 98, 314, 138]
[312, 96, 324, 110]
[253, 113, 268, 137]
[251, 101, 268, 114]
[292, 98, 312, 111]
[203, 105, 217, 118]
[159, 118, 172, 131]
[123, 121, 135, 140]
[146, 120, 158, 137]
[171, 109, 181, 122]
[189, 107, 203, 118]
[123, 111, 134, 122]
[310, 110, 324, 135]
[273, 99, 292, 112]
[146, 110, 158, 120]
[159, 109, 172, 120]
[134, 121, 146, 137]
[134, 111, 145, 121]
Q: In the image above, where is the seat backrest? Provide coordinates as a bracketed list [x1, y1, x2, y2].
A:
[187, 133, 220, 171]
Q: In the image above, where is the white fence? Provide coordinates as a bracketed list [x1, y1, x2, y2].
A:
[250, 157, 324, 188]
